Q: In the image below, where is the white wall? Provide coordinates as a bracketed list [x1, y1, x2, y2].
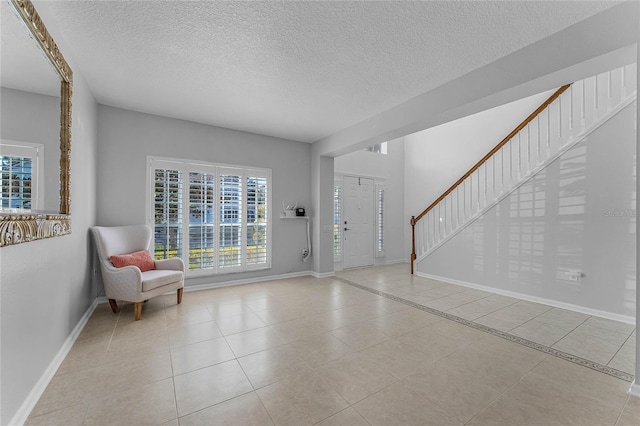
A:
[0, 62, 99, 424]
[404, 90, 554, 220]
[418, 102, 637, 319]
[334, 138, 406, 264]
[1, 87, 61, 212]
[96, 105, 313, 287]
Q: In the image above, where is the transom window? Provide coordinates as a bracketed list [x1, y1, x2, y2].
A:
[148, 157, 271, 275]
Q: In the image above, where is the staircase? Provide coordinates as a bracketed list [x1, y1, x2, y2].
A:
[410, 64, 637, 274]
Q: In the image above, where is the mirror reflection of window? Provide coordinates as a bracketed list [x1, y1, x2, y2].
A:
[1, 0, 61, 213]
[0, 141, 43, 211]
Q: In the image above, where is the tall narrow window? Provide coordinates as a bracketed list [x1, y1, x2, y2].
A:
[376, 184, 385, 257]
[188, 171, 215, 271]
[153, 168, 183, 260]
[149, 157, 271, 275]
[333, 183, 342, 258]
[246, 174, 268, 266]
[218, 171, 243, 270]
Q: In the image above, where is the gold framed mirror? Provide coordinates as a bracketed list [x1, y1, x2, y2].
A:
[0, 0, 72, 246]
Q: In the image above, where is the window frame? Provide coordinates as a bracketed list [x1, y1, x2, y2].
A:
[147, 156, 272, 277]
[0, 140, 44, 211]
[333, 178, 343, 260]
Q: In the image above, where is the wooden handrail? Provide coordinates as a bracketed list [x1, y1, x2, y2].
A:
[413, 84, 571, 224]
[410, 83, 571, 273]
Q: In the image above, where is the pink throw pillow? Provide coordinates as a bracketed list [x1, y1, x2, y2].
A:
[110, 250, 156, 272]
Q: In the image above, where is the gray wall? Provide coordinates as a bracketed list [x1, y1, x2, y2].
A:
[1, 87, 61, 212]
[0, 75, 99, 423]
[97, 105, 313, 287]
[418, 102, 637, 319]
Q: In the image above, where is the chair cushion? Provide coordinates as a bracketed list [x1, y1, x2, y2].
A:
[110, 250, 155, 272]
[141, 269, 183, 292]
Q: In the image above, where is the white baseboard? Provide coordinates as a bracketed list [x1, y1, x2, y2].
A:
[95, 271, 339, 303]
[183, 270, 320, 293]
[385, 259, 410, 265]
[629, 381, 640, 398]
[309, 271, 335, 279]
[10, 298, 99, 426]
[416, 272, 636, 325]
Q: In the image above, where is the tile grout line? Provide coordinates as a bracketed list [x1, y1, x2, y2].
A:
[83, 309, 121, 426]
[463, 352, 550, 425]
[511, 312, 591, 350]
[607, 332, 636, 371]
[612, 394, 632, 426]
[334, 276, 634, 383]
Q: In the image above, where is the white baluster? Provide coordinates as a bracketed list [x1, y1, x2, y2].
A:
[546, 106, 551, 156]
[536, 115, 541, 164]
[443, 196, 448, 237]
[517, 133, 522, 180]
[455, 187, 459, 230]
[526, 124, 531, 173]
[437, 203, 441, 242]
[610, 68, 625, 107]
[607, 68, 614, 111]
[623, 63, 637, 98]
[476, 169, 481, 211]
[558, 91, 573, 141]
[429, 209, 436, 247]
[468, 173, 472, 218]
[584, 76, 596, 127]
[492, 154, 496, 198]
[420, 219, 425, 254]
[498, 149, 503, 195]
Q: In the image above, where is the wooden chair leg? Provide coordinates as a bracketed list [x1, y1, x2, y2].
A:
[177, 288, 183, 305]
[108, 299, 120, 313]
[134, 302, 142, 321]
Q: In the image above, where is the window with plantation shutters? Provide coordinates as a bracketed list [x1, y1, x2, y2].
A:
[246, 174, 268, 266]
[189, 171, 215, 270]
[153, 167, 183, 261]
[218, 169, 242, 271]
[148, 157, 271, 275]
[1, 142, 43, 210]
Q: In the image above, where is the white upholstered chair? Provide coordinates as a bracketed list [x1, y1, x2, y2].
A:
[92, 225, 184, 320]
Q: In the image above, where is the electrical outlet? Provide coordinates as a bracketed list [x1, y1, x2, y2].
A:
[567, 270, 584, 281]
[302, 248, 309, 257]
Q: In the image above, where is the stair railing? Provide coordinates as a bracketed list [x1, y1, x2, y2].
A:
[410, 63, 637, 274]
[410, 85, 570, 274]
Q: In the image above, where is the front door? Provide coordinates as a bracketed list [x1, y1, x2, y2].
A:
[343, 176, 374, 269]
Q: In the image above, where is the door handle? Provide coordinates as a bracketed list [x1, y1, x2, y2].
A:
[344, 227, 351, 231]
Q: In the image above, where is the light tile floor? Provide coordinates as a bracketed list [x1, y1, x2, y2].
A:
[338, 265, 637, 380]
[27, 265, 638, 426]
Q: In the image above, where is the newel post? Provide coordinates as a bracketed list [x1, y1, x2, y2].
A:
[410, 216, 416, 274]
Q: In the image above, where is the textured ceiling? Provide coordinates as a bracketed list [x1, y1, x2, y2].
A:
[38, 1, 617, 143]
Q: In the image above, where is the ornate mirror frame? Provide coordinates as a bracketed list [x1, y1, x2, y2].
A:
[0, 0, 72, 247]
